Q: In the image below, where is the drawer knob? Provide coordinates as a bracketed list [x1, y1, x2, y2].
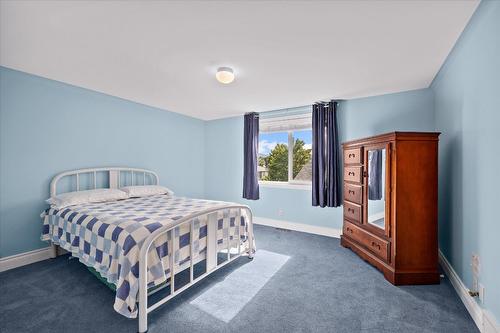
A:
[371, 241, 381, 250]
[346, 227, 353, 234]
[349, 153, 356, 158]
[348, 171, 355, 176]
[348, 208, 355, 213]
[348, 190, 355, 195]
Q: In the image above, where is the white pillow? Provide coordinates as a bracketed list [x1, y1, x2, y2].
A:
[46, 188, 128, 209]
[120, 185, 173, 198]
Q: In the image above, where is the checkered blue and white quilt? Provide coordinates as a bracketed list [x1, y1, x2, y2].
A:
[41, 195, 252, 318]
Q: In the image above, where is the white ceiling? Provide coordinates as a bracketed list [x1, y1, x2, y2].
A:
[0, 0, 479, 120]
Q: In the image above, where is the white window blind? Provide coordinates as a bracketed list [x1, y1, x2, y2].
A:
[259, 112, 312, 133]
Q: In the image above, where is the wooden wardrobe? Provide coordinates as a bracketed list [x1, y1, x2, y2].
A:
[340, 132, 440, 285]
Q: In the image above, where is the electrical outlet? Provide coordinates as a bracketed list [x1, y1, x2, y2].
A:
[278, 208, 284, 216]
[479, 283, 485, 303]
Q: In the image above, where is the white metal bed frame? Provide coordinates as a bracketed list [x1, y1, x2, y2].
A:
[49, 167, 254, 333]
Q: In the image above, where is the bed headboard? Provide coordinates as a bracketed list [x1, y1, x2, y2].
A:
[50, 167, 159, 197]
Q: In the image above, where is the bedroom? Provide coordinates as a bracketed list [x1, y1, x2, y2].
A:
[0, 1, 498, 332]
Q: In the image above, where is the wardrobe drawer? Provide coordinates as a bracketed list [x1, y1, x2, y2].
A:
[343, 221, 389, 262]
[344, 166, 363, 183]
[343, 201, 362, 223]
[344, 148, 362, 165]
[344, 183, 362, 205]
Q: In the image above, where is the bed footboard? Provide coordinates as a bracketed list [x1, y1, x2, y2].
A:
[138, 205, 254, 333]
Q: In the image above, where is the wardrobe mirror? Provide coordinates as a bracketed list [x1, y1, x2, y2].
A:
[367, 148, 386, 230]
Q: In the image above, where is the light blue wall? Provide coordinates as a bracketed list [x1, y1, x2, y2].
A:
[0, 67, 205, 257]
[204, 88, 435, 229]
[431, 0, 500, 322]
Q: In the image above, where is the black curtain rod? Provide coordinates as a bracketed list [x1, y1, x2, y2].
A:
[314, 100, 339, 106]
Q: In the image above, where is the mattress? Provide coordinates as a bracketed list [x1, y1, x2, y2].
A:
[41, 195, 251, 318]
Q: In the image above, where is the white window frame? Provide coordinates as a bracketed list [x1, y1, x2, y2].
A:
[258, 128, 312, 190]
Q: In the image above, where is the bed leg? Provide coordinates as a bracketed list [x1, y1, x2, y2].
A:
[247, 213, 255, 260]
[138, 251, 148, 332]
[50, 243, 58, 259]
[138, 316, 147, 333]
[138, 297, 148, 333]
[138, 291, 148, 332]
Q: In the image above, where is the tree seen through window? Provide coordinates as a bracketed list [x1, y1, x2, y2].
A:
[258, 130, 312, 183]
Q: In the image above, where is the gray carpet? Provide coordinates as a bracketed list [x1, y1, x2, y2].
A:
[0, 225, 478, 333]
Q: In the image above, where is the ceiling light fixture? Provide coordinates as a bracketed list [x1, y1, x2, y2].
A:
[216, 67, 235, 84]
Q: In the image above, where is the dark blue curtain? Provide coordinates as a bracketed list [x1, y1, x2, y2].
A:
[368, 150, 383, 200]
[312, 101, 341, 207]
[243, 112, 260, 200]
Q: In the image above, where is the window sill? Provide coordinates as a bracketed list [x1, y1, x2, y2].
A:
[259, 181, 311, 191]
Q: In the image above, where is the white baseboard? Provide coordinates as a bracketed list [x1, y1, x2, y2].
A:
[439, 250, 499, 333]
[254, 216, 341, 238]
[439, 250, 483, 329]
[0, 246, 53, 272]
[484, 311, 500, 333]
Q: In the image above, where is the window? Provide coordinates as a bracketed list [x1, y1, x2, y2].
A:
[258, 112, 312, 187]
